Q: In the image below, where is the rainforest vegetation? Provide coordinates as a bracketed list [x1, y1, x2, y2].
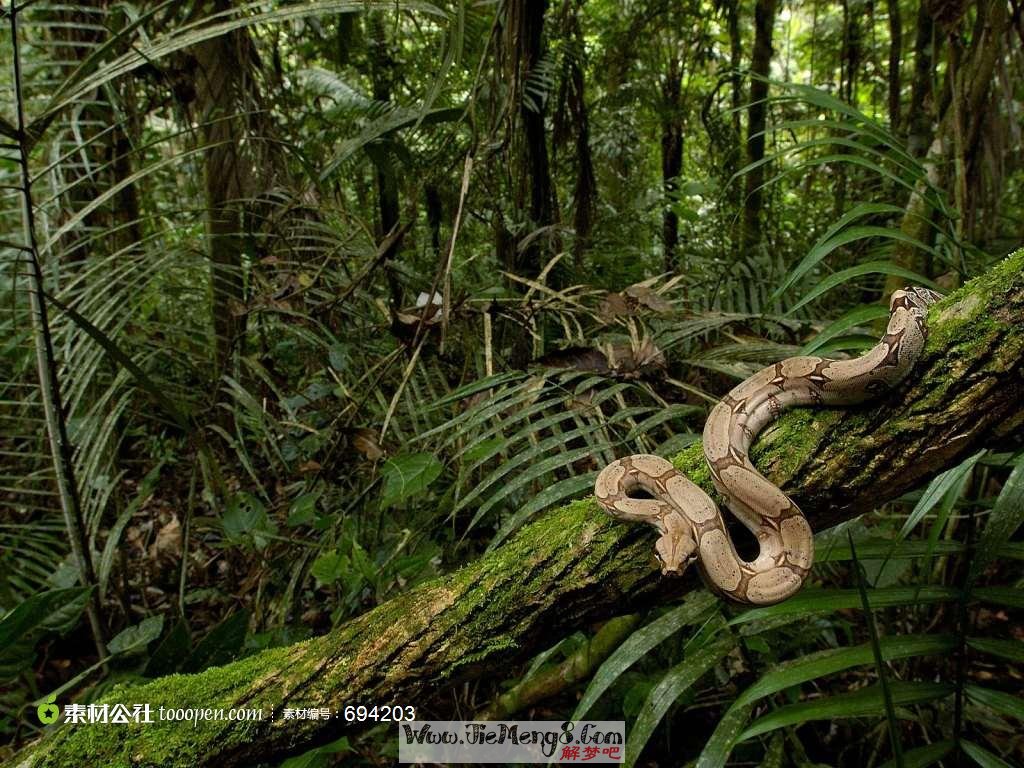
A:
[1, 0, 1023, 766]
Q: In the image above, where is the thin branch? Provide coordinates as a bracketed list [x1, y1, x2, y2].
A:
[8, 4, 107, 660]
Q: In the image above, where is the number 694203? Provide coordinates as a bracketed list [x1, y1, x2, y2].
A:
[342, 704, 416, 722]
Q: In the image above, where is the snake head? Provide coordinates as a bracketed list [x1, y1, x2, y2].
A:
[893, 286, 944, 314]
[654, 529, 698, 576]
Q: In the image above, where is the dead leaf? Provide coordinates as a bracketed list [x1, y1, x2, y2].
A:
[599, 292, 630, 320]
[352, 428, 384, 461]
[607, 336, 666, 377]
[624, 284, 674, 313]
[535, 346, 610, 373]
[151, 515, 182, 563]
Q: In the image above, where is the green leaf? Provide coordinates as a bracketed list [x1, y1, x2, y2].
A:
[426, 372, 526, 411]
[969, 455, 1024, 585]
[380, 453, 443, 508]
[467, 444, 597, 531]
[43, 291, 194, 432]
[816, 537, 965, 562]
[573, 592, 717, 719]
[349, 542, 376, 585]
[328, 343, 349, 372]
[801, 305, 891, 354]
[773, 202, 916, 299]
[696, 702, 755, 768]
[805, 333, 879, 356]
[144, 619, 192, 677]
[739, 682, 954, 741]
[222, 492, 277, 549]
[280, 736, 352, 768]
[974, 587, 1024, 609]
[850, 534, 904, 765]
[960, 740, 1015, 768]
[730, 586, 959, 627]
[625, 637, 735, 768]
[41, 1, 448, 125]
[99, 462, 164, 601]
[966, 637, 1024, 663]
[181, 610, 250, 673]
[623, 405, 704, 441]
[311, 550, 349, 586]
[898, 452, 983, 540]
[965, 684, 1024, 722]
[702, 634, 954, 765]
[107, 615, 164, 656]
[734, 635, 955, 709]
[456, 396, 643, 515]
[0, 587, 93, 679]
[287, 492, 320, 527]
[757, 733, 785, 768]
[790, 260, 938, 313]
[462, 437, 506, 464]
[877, 740, 954, 768]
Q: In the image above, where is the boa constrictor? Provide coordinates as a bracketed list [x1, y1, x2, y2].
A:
[594, 287, 942, 605]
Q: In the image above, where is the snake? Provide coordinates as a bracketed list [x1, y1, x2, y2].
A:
[594, 286, 942, 605]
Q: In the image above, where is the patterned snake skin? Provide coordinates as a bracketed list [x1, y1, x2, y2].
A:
[594, 287, 942, 605]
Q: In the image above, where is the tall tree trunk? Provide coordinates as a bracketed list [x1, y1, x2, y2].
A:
[839, 0, 862, 106]
[742, 0, 778, 253]
[885, 0, 1008, 295]
[504, 0, 556, 280]
[905, 0, 937, 158]
[16, 250, 1024, 768]
[560, 0, 596, 270]
[887, 0, 903, 131]
[499, 0, 556, 366]
[425, 185, 443, 261]
[367, 13, 404, 309]
[725, 0, 743, 135]
[661, 56, 684, 272]
[192, 9, 256, 377]
[833, 0, 863, 218]
[707, 0, 743, 246]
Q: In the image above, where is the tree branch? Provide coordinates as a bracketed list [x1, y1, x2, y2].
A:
[474, 614, 641, 720]
[13, 250, 1024, 768]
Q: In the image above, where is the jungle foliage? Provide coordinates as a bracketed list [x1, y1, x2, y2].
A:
[1, 0, 1022, 766]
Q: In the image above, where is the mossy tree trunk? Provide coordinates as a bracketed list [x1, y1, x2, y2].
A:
[13, 251, 1024, 768]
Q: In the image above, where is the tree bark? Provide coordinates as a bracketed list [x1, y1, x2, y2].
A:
[562, 0, 596, 271]
[905, 0, 937, 158]
[13, 249, 1024, 768]
[886, 0, 902, 132]
[661, 56, 684, 272]
[366, 13, 405, 310]
[505, 0, 556, 279]
[192, 8, 256, 376]
[885, 0, 1008, 296]
[741, 0, 778, 252]
[499, 0, 557, 365]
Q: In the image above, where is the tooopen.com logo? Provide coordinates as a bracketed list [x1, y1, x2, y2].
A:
[37, 693, 59, 725]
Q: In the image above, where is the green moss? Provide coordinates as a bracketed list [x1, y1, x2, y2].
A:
[925, 248, 1024, 353]
[670, 442, 711, 488]
[22, 644, 307, 768]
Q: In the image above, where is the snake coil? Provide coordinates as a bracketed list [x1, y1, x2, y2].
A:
[594, 287, 942, 605]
